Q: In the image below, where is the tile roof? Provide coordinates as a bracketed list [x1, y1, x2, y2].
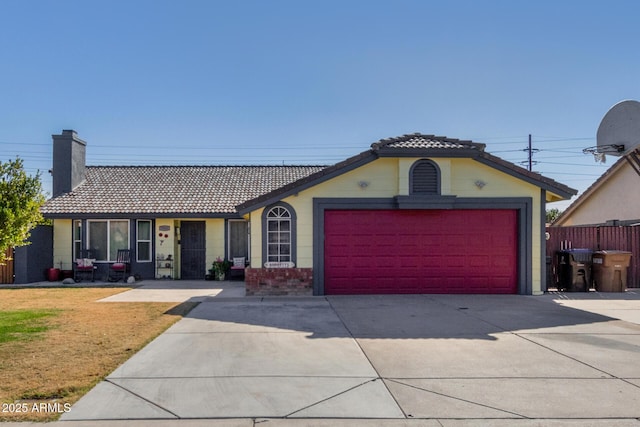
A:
[42, 132, 578, 217]
[41, 165, 327, 216]
[371, 133, 486, 151]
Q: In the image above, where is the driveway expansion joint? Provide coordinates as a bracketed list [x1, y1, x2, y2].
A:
[105, 378, 180, 419]
[385, 378, 528, 419]
[325, 296, 408, 419]
[283, 378, 382, 418]
[513, 332, 622, 379]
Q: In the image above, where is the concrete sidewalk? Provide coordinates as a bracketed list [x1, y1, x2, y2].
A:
[99, 280, 246, 302]
[6, 419, 640, 427]
[1, 279, 246, 301]
[49, 290, 640, 425]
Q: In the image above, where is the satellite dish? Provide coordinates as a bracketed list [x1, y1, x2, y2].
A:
[597, 100, 640, 155]
[584, 100, 640, 162]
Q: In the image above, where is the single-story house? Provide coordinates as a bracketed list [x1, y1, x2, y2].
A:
[554, 151, 640, 226]
[42, 129, 576, 295]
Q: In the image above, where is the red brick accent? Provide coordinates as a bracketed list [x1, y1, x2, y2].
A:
[245, 267, 313, 296]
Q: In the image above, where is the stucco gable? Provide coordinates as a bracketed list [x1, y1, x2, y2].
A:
[237, 133, 577, 213]
[554, 155, 640, 225]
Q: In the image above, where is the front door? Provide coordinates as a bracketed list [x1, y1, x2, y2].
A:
[180, 221, 206, 280]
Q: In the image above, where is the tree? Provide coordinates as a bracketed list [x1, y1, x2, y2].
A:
[0, 158, 45, 264]
[546, 208, 562, 224]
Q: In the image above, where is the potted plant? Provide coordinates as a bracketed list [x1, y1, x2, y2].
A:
[48, 260, 64, 282]
[210, 257, 231, 281]
[47, 267, 61, 282]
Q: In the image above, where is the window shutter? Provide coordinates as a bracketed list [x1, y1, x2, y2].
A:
[411, 161, 439, 194]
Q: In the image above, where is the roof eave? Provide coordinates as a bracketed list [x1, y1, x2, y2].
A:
[237, 151, 378, 215]
[553, 155, 629, 225]
[42, 212, 242, 219]
[474, 153, 577, 200]
[546, 192, 568, 203]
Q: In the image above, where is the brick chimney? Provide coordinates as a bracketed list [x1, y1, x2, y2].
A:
[51, 130, 87, 197]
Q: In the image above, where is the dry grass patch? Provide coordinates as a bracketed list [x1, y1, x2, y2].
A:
[0, 287, 197, 421]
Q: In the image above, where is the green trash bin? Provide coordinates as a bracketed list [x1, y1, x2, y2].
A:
[592, 250, 632, 292]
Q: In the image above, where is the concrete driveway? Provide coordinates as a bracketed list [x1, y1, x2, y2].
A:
[61, 289, 640, 425]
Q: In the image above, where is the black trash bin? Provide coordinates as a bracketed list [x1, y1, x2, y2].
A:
[545, 255, 553, 292]
[557, 249, 593, 292]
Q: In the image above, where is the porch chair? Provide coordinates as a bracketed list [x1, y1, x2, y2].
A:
[74, 250, 97, 282]
[229, 257, 246, 280]
[109, 249, 131, 282]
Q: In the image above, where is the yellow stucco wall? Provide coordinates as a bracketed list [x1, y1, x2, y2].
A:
[206, 218, 226, 270]
[249, 208, 263, 268]
[53, 219, 73, 270]
[155, 219, 175, 261]
[248, 156, 546, 294]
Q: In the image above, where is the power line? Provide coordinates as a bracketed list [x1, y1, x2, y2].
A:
[538, 171, 604, 176]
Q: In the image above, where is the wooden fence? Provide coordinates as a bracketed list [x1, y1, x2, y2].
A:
[0, 247, 13, 284]
[546, 226, 640, 288]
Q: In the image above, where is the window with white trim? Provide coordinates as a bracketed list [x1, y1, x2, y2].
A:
[73, 220, 82, 259]
[87, 220, 129, 262]
[266, 206, 291, 263]
[137, 220, 152, 262]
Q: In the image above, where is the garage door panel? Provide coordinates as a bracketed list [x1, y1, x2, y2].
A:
[448, 235, 467, 247]
[491, 256, 513, 268]
[469, 255, 489, 267]
[400, 257, 420, 268]
[324, 209, 517, 294]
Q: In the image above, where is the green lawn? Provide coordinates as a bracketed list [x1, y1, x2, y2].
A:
[0, 310, 59, 343]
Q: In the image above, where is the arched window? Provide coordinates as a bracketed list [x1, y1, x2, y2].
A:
[410, 159, 440, 195]
[264, 204, 296, 263]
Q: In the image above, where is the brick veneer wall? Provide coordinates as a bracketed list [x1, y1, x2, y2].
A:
[245, 268, 313, 296]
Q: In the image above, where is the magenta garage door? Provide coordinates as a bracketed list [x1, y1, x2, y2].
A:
[324, 209, 518, 294]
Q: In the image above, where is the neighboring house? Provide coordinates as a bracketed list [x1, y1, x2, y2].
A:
[554, 153, 640, 226]
[42, 130, 576, 295]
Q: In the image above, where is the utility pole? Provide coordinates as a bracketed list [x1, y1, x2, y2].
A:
[528, 134, 533, 171]
[522, 134, 538, 172]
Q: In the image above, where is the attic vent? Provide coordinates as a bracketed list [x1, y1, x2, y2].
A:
[410, 160, 440, 195]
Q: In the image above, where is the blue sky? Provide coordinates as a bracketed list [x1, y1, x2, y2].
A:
[2, 0, 639, 210]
